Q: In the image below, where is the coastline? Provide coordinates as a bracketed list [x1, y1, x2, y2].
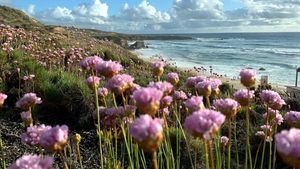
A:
[131, 50, 287, 93]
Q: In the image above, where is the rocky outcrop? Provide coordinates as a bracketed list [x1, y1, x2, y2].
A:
[129, 41, 146, 49]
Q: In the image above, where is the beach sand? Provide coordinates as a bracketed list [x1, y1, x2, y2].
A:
[132, 50, 287, 93]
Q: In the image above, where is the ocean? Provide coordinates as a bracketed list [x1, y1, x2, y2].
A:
[135, 32, 300, 86]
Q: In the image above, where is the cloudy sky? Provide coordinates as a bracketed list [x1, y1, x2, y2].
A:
[1, 0, 300, 33]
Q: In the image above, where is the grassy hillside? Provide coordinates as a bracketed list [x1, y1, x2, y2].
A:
[0, 5, 295, 169]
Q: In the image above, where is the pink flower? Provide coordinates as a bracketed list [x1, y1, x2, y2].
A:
[85, 76, 101, 90]
[130, 114, 163, 142]
[0, 93, 8, 107]
[220, 136, 229, 147]
[209, 78, 222, 90]
[184, 96, 204, 112]
[173, 90, 187, 101]
[185, 76, 205, 88]
[214, 98, 240, 118]
[275, 128, 300, 158]
[195, 80, 212, 96]
[98, 87, 108, 98]
[9, 155, 53, 169]
[147, 81, 174, 96]
[20, 111, 31, 121]
[167, 72, 179, 85]
[233, 89, 254, 107]
[151, 61, 165, 77]
[133, 87, 163, 116]
[160, 96, 173, 108]
[184, 109, 225, 140]
[39, 125, 69, 152]
[106, 74, 134, 94]
[263, 108, 283, 125]
[260, 90, 285, 110]
[151, 61, 165, 69]
[240, 69, 256, 87]
[21, 125, 52, 146]
[80, 55, 103, 70]
[255, 131, 266, 139]
[16, 93, 42, 110]
[96, 60, 123, 78]
[284, 111, 300, 127]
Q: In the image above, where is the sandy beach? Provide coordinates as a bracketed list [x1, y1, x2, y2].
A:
[132, 50, 287, 93]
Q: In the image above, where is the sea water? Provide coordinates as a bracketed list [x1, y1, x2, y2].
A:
[135, 32, 300, 86]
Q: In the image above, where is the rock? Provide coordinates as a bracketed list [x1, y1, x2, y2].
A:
[259, 67, 266, 71]
[129, 41, 145, 49]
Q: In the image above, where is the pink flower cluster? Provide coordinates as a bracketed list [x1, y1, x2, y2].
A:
[0, 93, 8, 107]
[80, 55, 103, 70]
[21, 124, 52, 146]
[220, 136, 229, 147]
[160, 96, 173, 108]
[239, 69, 256, 80]
[16, 93, 42, 109]
[96, 60, 123, 77]
[10, 155, 53, 169]
[167, 72, 179, 85]
[133, 87, 163, 106]
[94, 106, 136, 127]
[184, 109, 225, 140]
[275, 128, 300, 158]
[195, 80, 211, 91]
[98, 87, 109, 98]
[233, 89, 254, 106]
[214, 98, 239, 117]
[184, 96, 204, 112]
[284, 111, 300, 122]
[86, 76, 101, 90]
[263, 108, 283, 125]
[260, 90, 285, 110]
[130, 114, 164, 142]
[185, 76, 205, 88]
[105, 74, 134, 94]
[39, 125, 69, 152]
[151, 61, 165, 69]
[148, 81, 174, 96]
[173, 90, 187, 101]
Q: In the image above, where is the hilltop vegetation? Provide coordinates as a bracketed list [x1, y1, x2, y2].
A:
[0, 5, 298, 169]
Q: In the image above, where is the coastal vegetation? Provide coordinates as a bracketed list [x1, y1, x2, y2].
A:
[0, 5, 299, 169]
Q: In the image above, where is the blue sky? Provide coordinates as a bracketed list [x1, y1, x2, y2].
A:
[11, 0, 243, 15]
[1, 0, 300, 33]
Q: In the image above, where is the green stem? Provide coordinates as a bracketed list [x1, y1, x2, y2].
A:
[234, 119, 239, 169]
[253, 140, 263, 169]
[152, 151, 158, 169]
[228, 118, 232, 169]
[205, 96, 211, 109]
[246, 101, 253, 169]
[208, 140, 215, 169]
[91, 71, 104, 169]
[174, 113, 194, 168]
[268, 140, 272, 169]
[260, 139, 267, 169]
[76, 143, 83, 169]
[272, 126, 278, 169]
[205, 141, 210, 169]
[121, 124, 134, 168]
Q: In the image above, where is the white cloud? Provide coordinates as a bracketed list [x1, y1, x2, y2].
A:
[119, 0, 170, 22]
[18, 0, 300, 33]
[172, 0, 224, 20]
[27, 4, 35, 15]
[32, 0, 108, 26]
[52, 7, 74, 20]
[0, 0, 10, 5]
